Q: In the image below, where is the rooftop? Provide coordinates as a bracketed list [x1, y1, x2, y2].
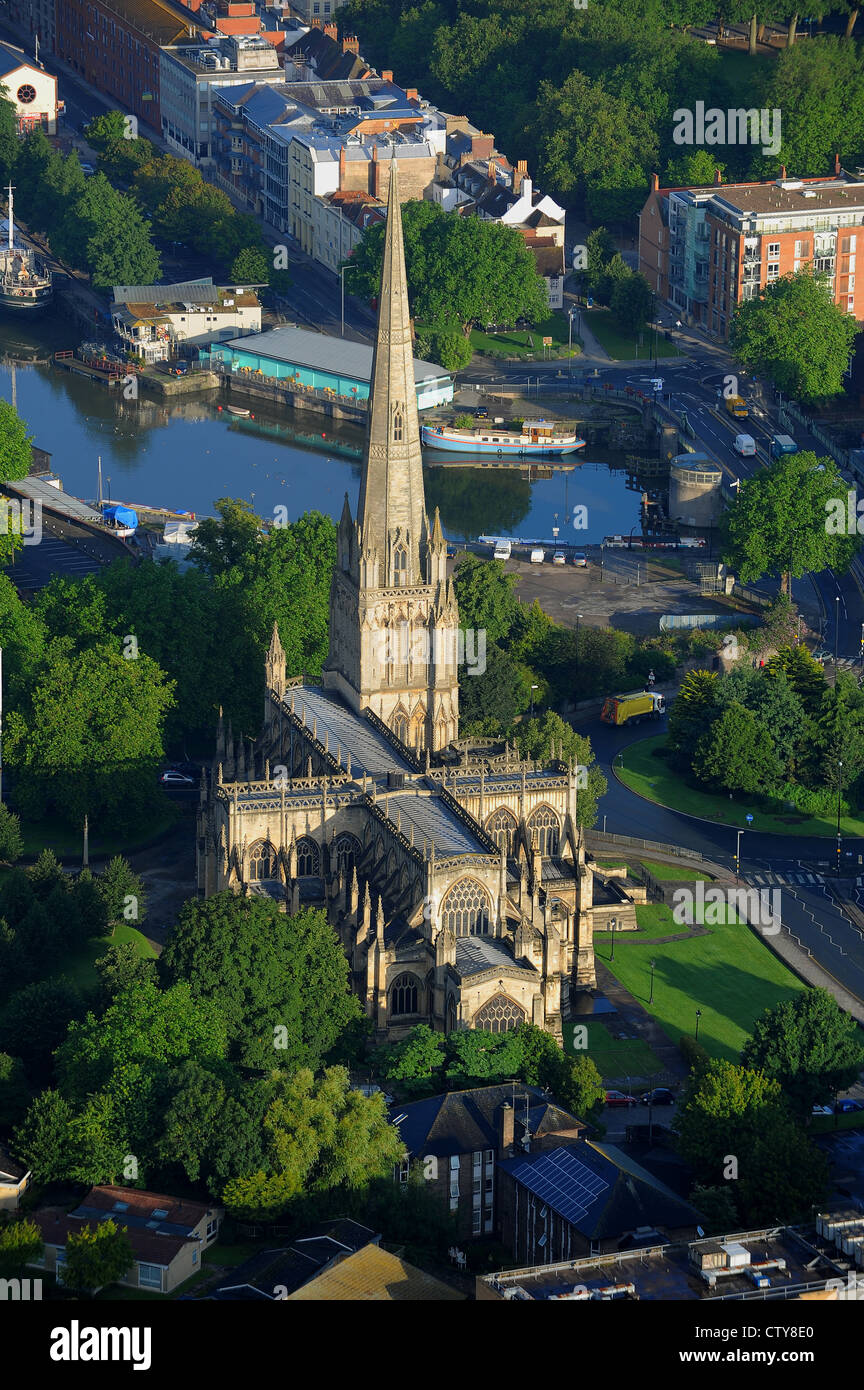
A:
[285, 1243, 464, 1300]
[218, 324, 449, 384]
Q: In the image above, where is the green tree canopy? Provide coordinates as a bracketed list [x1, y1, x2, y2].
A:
[63, 1220, 134, 1294]
[742, 988, 864, 1113]
[730, 271, 859, 403]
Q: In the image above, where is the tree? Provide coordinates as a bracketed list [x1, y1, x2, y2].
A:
[452, 554, 519, 644]
[160, 895, 361, 1070]
[663, 150, 725, 186]
[754, 39, 864, 177]
[415, 323, 473, 371]
[584, 226, 617, 299]
[156, 1061, 231, 1184]
[611, 270, 653, 332]
[458, 644, 531, 735]
[692, 703, 782, 795]
[730, 270, 859, 403]
[766, 643, 826, 713]
[742, 988, 864, 1114]
[513, 713, 607, 828]
[0, 804, 22, 864]
[445, 1029, 524, 1085]
[0, 1218, 43, 1275]
[63, 1220, 134, 1294]
[221, 1067, 405, 1220]
[0, 1052, 29, 1128]
[230, 246, 270, 285]
[377, 1024, 447, 1094]
[94, 942, 157, 1008]
[0, 978, 85, 1088]
[5, 639, 175, 832]
[516, 1024, 605, 1117]
[348, 200, 547, 335]
[52, 174, 161, 287]
[13, 1090, 74, 1184]
[97, 857, 147, 930]
[721, 452, 857, 595]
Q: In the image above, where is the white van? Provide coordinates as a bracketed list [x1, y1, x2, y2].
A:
[734, 433, 756, 456]
[493, 540, 512, 560]
[530, 547, 545, 563]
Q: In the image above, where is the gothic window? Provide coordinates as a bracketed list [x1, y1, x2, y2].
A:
[334, 833, 361, 877]
[392, 407, 403, 442]
[486, 807, 517, 855]
[392, 710, 409, 744]
[442, 878, 491, 937]
[474, 994, 526, 1034]
[392, 543, 408, 587]
[527, 805, 560, 856]
[390, 972, 419, 1016]
[296, 836, 320, 876]
[249, 841, 276, 881]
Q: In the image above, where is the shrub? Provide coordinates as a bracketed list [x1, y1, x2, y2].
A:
[679, 1033, 710, 1072]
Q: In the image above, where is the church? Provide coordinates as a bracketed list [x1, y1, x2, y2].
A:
[197, 163, 625, 1041]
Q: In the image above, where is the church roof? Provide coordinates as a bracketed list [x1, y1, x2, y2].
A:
[455, 935, 536, 978]
[289, 686, 412, 777]
[385, 787, 490, 856]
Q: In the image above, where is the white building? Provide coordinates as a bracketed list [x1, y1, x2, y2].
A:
[111, 280, 262, 364]
[160, 35, 284, 167]
[0, 40, 60, 134]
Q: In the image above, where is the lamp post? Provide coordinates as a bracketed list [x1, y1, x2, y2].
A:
[340, 263, 358, 338]
[609, 916, 618, 961]
[695, 1008, 703, 1041]
[837, 759, 843, 877]
[530, 683, 539, 719]
[106, 476, 111, 504]
[835, 595, 840, 666]
[735, 828, 743, 882]
[649, 958, 656, 1005]
[575, 613, 582, 671]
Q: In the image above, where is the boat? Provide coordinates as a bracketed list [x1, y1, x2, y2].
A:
[226, 404, 251, 417]
[0, 184, 53, 312]
[421, 418, 585, 457]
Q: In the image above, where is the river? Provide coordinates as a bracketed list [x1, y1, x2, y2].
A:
[0, 314, 641, 544]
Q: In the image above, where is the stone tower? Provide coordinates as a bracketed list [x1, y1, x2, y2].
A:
[323, 159, 459, 752]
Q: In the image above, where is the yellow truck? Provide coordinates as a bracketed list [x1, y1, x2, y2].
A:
[724, 395, 748, 419]
[600, 690, 666, 726]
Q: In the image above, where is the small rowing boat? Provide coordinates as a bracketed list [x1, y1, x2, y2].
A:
[226, 404, 251, 417]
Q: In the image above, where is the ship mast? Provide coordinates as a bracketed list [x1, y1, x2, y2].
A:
[7, 184, 13, 255]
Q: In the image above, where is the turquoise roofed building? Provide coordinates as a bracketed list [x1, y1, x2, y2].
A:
[207, 324, 453, 410]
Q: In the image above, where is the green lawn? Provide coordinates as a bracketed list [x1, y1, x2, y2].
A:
[640, 858, 713, 882]
[469, 311, 580, 359]
[49, 922, 158, 996]
[595, 902, 805, 1061]
[582, 308, 684, 361]
[616, 735, 864, 837]
[18, 805, 182, 859]
[563, 1017, 662, 1080]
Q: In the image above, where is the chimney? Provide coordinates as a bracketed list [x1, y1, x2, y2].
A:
[835, 152, 841, 175]
[650, 172, 659, 192]
[406, 87, 418, 101]
[780, 164, 787, 179]
[498, 1103, 515, 1157]
[339, 144, 346, 186]
[714, 167, 723, 184]
[344, 35, 360, 54]
[324, 21, 337, 39]
[381, 68, 393, 82]
[488, 158, 496, 185]
[513, 157, 527, 193]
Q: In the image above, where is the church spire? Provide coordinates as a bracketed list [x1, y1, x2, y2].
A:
[356, 158, 425, 586]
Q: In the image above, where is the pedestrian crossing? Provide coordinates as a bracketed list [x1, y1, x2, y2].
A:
[746, 871, 824, 887]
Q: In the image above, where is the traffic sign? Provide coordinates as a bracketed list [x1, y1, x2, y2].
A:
[745, 814, 754, 824]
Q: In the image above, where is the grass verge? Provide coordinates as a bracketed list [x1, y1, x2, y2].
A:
[582, 308, 685, 360]
[562, 1017, 662, 1079]
[615, 735, 864, 837]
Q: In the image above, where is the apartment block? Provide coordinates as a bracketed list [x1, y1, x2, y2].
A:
[640, 165, 864, 341]
[6, 0, 57, 56]
[160, 33, 283, 164]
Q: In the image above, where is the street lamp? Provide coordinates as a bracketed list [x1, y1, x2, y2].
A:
[568, 305, 577, 382]
[575, 613, 583, 670]
[106, 476, 111, 503]
[649, 958, 656, 1005]
[834, 595, 841, 665]
[530, 683, 539, 719]
[735, 828, 743, 882]
[837, 759, 843, 877]
[695, 1008, 703, 1041]
[609, 916, 618, 961]
[340, 263, 359, 339]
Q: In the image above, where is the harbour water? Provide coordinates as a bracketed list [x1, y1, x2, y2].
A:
[0, 316, 641, 544]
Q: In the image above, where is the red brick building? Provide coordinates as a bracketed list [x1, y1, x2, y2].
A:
[639, 163, 864, 341]
[57, 0, 209, 127]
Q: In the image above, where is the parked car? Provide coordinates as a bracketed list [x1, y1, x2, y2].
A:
[159, 769, 195, 786]
[605, 1090, 638, 1108]
[641, 1087, 676, 1106]
[571, 552, 588, 567]
[446, 546, 457, 559]
[835, 1098, 864, 1113]
[811, 1104, 834, 1116]
[353, 1083, 394, 1105]
[78, 161, 96, 176]
[474, 407, 489, 420]
[552, 550, 566, 565]
[812, 648, 831, 663]
[530, 547, 545, 563]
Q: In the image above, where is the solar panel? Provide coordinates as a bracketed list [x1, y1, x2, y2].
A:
[508, 1148, 608, 1227]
